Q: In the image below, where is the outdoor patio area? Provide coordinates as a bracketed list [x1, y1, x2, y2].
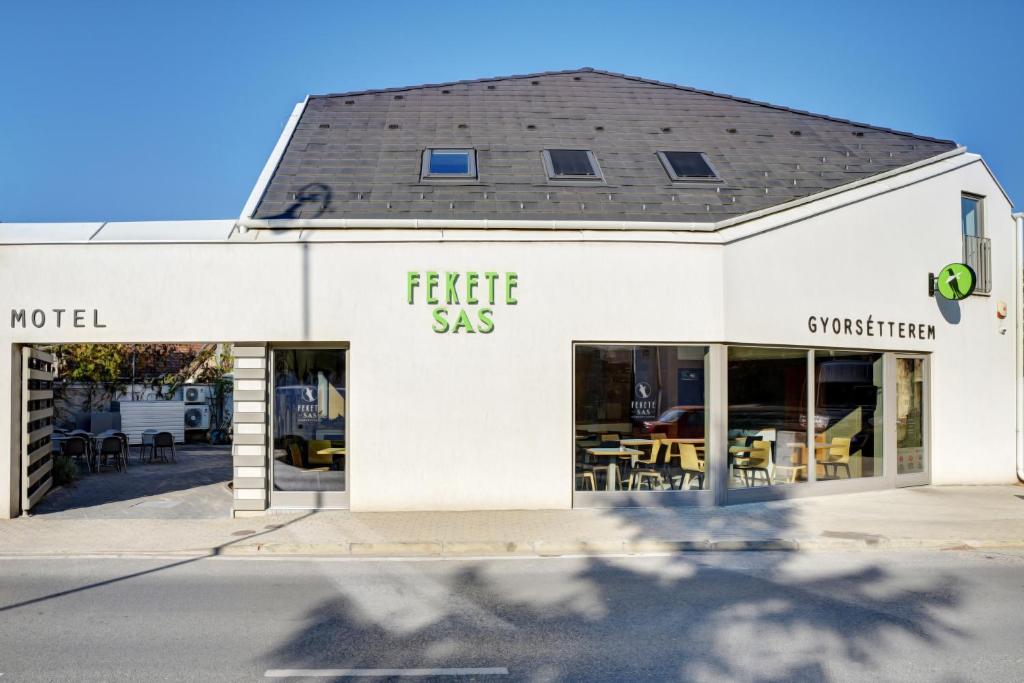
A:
[32, 443, 233, 519]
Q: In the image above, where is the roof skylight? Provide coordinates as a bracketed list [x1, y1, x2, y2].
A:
[543, 149, 602, 180]
[421, 149, 477, 179]
[658, 151, 719, 181]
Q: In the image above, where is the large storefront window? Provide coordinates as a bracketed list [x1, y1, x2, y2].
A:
[814, 350, 883, 479]
[896, 357, 926, 475]
[272, 348, 347, 497]
[574, 345, 708, 492]
[727, 347, 808, 488]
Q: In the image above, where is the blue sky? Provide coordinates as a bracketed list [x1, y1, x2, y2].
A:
[2, 0, 1021, 222]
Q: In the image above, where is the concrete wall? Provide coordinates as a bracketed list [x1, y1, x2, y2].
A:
[1, 151, 1017, 517]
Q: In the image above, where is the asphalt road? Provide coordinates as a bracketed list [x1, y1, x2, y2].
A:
[0, 549, 1022, 682]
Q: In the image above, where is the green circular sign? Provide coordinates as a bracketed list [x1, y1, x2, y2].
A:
[936, 263, 976, 300]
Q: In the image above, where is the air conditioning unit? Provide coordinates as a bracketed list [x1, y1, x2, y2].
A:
[184, 404, 211, 430]
[183, 385, 213, 404]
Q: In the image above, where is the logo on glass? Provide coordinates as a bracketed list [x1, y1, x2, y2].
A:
[635, 382, 653, 399]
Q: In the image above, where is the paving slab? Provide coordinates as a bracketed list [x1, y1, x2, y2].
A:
[1, 485, 1022, 558]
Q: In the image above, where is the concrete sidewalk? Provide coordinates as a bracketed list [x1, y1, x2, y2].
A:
[2, 485, 1023, 558]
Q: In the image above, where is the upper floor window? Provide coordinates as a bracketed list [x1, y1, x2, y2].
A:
[961, 193, 983, 237]
[960, 193, 990, 294]
[657, 151, 719, 181]
[421, 149, 476, 179]
[543, 149, 603, 180]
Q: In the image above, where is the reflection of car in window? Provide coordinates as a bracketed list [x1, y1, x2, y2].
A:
[642, 405, 705, 438]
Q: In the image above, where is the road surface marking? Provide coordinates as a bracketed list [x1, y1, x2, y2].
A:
[265, 668, 508, 678]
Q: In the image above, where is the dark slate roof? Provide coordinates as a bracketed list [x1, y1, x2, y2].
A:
[252, 68, 957, 223]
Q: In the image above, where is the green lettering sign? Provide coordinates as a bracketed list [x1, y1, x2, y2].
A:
[407, 270, 518, 334]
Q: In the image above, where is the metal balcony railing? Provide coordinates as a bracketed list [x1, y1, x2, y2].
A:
[963, 234, 991, 294]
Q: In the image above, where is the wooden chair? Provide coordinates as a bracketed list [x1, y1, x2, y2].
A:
[675, 443, 705, 490]
[575, 471, 597, 491]
[629, 441, 669, 490]
[734, 440, 772, 486]
[288, 443, 305, 467]
[820, 437, 852, 479]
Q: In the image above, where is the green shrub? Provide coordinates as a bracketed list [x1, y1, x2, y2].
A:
[51, 456, 80, 487]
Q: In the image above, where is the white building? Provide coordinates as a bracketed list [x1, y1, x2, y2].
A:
[2, 68, 1021, 518]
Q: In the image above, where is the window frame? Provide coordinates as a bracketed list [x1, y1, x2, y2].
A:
[960, 192, 984, 239]
[420, 148, 477, 180]
[656, 151, 721, 182]
[542, 149, 604, 181]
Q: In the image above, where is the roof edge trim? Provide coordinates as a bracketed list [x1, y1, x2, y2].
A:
[237, 218, 718, 232]
[240, 98, 308, 221]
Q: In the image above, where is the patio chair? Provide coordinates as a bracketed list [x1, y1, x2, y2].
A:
[61, 436, 91, 472]
[112, 432, 130, 467]
[152, 431, 176, 463]
[139, 430, 158, 463]
[97, 436, 127, 472]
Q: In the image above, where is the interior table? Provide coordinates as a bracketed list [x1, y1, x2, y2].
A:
[586, 447, 642, 491]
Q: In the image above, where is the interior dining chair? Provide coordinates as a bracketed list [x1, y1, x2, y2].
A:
[734, 439, 772, 486]
[575, 470, 597, 491]
[676, 443, 705, 490]
[629, 440, 668, 491]
[821, 437, 852, 479]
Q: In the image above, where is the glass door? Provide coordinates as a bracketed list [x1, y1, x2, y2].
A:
[895, 356, 929, 486]
[269, 347, 349, 509]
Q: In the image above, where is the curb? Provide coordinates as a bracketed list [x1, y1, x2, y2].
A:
[4, 538, 1021, 559]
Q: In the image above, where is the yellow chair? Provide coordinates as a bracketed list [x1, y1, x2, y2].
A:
[599, 433, 620, 443]
[307, 439, 333, 466]
[820, 437, 852, 479]
[774, 443, 807, 484]
[734, 440, 772, 486]
[288, 443, 304, 467]
[676, 443, 705, 490]
[575, 471, 597, 491]
[629, 440, 668, 490]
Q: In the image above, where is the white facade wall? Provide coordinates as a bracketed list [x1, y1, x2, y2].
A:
[0, 152, 1017, 517]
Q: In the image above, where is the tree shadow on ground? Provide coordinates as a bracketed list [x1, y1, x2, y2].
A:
[32, 445, 232, 516]
[263, 504, 966, 682]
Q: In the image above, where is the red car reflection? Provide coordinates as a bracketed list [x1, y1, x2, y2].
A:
[642, 405, 705, 438]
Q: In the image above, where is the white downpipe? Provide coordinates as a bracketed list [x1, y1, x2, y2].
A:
[1015, 212, 1024, 483]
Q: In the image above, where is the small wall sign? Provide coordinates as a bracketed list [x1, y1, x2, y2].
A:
[930, 263, 977, 301]
[808, 315, 935, 340]
[10, 308, 107, 329]
[407, 271, 517, 333]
